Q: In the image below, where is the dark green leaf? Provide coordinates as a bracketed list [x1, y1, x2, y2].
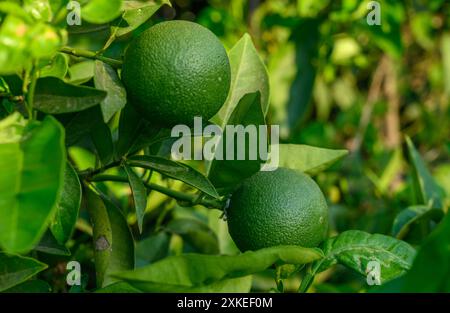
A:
[406, 136, 444, 208]
[95, 281, 142, 293]
[135, 232, 170, 267]
[51, 162, 81, 244]
[0, 114, 66, 253]
[0, 253, 47, 292]
[375, 213, 450, 292]
[208, 92, 267, 189]
[3, 279, 51, 293]
[94, 61, 127, 122]
[128, 155, 219, 199]
[85, 188, 135, 287]
[165, 218, 219, 254]
[34, 77, 107, 114]
[286, 19, 320, 131]
[116, 103, 171, 158]
[392, 205, 444, 240]
[35, 230, 71, 256]
[113, 245, 322, 292]
[123, 164, 147, 233]
[90, 121, 114, 165]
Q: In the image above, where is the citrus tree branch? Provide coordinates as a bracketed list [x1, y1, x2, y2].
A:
[59, 46, 123, 68]
[89, 174, 225, 210]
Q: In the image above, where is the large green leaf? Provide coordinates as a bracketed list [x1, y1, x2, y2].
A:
[277, 144, 348, 175]
[211, 33, 270, 127]
[123, 164, 147, 233]
[34, 77, 107, 114]
[94, 61, 127, 122]
[50, 162, 81, 244]
[81, 0, 123, 24]
[406, 136, 444, 208]
[127, 155, 219, 199]
[85, 188, 135, 287]
[208, 92, 267, 189]
[112, 0, 170, 38]
[0, 253, 48, 292]
[0, 114, 66, 253]
[113, 245, 322, 292]
[301, 230, 415, 291]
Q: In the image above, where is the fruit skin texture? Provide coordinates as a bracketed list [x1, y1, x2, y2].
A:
[227, 168, 329, 251]
[121, 20, 231, 127]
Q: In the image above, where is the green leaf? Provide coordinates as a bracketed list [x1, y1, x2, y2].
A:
[277, 144, 348, 175]
[94, 61, 127, 122]
[285, 19, 320, 131]
[51, 162, 81, 244]
[85, 188, 135, 287]
[113, 245, 322, 292]
[35, 230, 71, 256]
[95, 281, 142, 293]
[39, 53, 68, 79]
[81, 0, 123, 24]
[123, 164, 147, 233]
[211, 33, 270, 127]
[68, 60, 95, 85]
[392, 205, 444, 240]
[112, 0, 170, 38]
[135, 232, 170, 267]
[34, 77, 107, 114]
[128, 155, 219, 199]
[3, 279, 52, 293]
[0, 253, 48, 292]
[165, 218, 219, 255]
[90, 120, 114, 165]
[189, 276, 252, 293]
[116, 103, 171, 158]
[406, 136, 444, 208]
[0, 114, 66, 253]
[312, 231, 415, 284]
[208, 92, 267, 189]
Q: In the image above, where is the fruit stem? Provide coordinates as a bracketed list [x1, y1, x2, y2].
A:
[89, 174, 225, 210]
[59, 46, 123, 68]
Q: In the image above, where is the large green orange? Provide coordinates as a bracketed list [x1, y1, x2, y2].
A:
[121, 20, 231, 127]
[227, 168, 329, 251]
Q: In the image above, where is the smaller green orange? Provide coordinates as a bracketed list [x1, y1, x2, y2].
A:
[226, 168, 329, 251]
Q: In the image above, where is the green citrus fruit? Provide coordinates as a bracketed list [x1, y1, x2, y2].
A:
[226, 168, 329, 251]
[121, 20, 231, 127]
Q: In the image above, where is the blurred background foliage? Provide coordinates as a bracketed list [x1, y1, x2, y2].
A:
[1, 0, 449, 293]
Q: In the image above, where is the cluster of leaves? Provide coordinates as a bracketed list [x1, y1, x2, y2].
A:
[0, 0, 449, 293]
